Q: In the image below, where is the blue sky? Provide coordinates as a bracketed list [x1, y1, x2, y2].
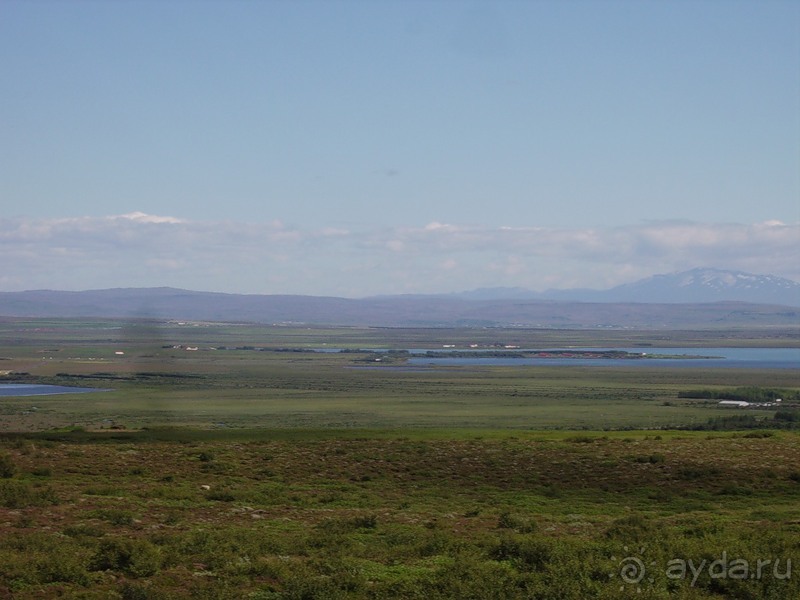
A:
[1, 0, 798, 295]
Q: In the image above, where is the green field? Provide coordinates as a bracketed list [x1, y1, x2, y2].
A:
[0, 319, 798, 598]
[0, 318, 797, 432]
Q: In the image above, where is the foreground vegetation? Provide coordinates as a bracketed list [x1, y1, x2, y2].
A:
[0, 429, 798, 599]
[0, 319, 797, 597]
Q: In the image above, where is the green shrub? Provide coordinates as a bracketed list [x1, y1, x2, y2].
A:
[85, 485, 120, 496]
[775, 410, 800, 422]
[489, 535, 553, 571]
[0, 453, 16, 478]
[496, 511, 537, 533]
[206, 488, 236, 502]
[0, 480, 58, 508]
[315, 514, 378, 535]
[605, 514, 654, 541]
[351, 514, 378, 529]
[120, 582, 155, 600]
[90, 538, 162, 577]
[567, 435, 596, 444]
[38, 549, 93, 586]
[0, 532, 92, 586]
[742, 431, 774, 438]
[717, 483, 754, 496]
[633, 453, 665, 464]
[677, 465, 722, 480]
[63, 523, 105, 538]
[88, 508, 136, 526]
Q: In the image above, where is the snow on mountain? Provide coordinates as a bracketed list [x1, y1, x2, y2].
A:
[449, 269, 800, 306]
[596, 268, 800, 305]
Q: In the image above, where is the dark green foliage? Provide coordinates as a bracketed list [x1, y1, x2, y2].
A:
[677, 465, 722, 480]
[488, 535, 554, 571]
[775, 410, 800, 422]
[634, 453, 666, 464]
[316, 514, 378, 534]
[90, 538, 162, 577]
[0, 480, 58, 508]
[567, 435, 597, 443]
[717, 483, 754, 496]
[205, 488, 236, 502]
[350, 514, 378, 529]
[0, 532, 92, 587]
[85, 484, 121, 496]
[0, 453, 16, 478]
[605, 514, 655, 541]
[679, 387, 799, 403]
[87, 508, 136, 526]
[120, 582, 156, 600]
[63, 523, 105, 538]
[692, 415, 796, 431]
[496, 511, 537, 533]
[742, 431, 774, 438]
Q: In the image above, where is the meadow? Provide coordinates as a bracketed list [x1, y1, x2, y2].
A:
[0, 318, 798, 598]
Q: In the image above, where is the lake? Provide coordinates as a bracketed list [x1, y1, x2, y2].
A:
[0, 384, 110, 397]
[407, 347, 800, 369]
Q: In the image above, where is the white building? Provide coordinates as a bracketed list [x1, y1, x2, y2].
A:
[718, 400, 750, 408]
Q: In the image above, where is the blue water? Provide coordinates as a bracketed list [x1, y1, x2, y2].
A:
[407, 347, 800, 370]
[0, 384, 110, 397]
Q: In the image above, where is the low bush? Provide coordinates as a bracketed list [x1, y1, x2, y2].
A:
[634, 453, 665, 464]
[90, 538, 162, 577]
[496, 511, 537, 533]
[488, 535, 554, 571]
[87, 508, 136, 526]
[0, 480, 58, 508]
[0, 453, 16, 478]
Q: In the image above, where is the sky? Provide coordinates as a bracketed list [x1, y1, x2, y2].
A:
[1, 0, 798, 296]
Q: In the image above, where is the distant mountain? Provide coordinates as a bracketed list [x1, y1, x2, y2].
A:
[602, 268, 799, 304]
[448, 287, 540, 301]
[1, 279, 798, 329]
[446, 269, 800, 307]
[545, 268, 800, 306]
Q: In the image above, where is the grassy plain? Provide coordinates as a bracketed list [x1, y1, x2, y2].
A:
[0, 318, 797, 431]
[0, 318, 798, 598]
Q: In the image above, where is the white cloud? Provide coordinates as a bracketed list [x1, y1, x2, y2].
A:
[0, 216, 797, 296]
[424, 221, 451, 231]
[440, 258, 459, 270]
[118, 212, 185, 224]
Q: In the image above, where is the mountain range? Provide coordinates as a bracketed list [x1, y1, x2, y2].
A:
[444, 268, 800, 305]
[0, 268, 797, 328]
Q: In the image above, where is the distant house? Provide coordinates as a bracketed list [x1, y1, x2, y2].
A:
[718, 400, 750, 408]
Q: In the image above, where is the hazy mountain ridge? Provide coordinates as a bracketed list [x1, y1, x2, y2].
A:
[0, 269, 798, 328]
[447, 268, 800, 306]
[594, 268, 800, 304]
